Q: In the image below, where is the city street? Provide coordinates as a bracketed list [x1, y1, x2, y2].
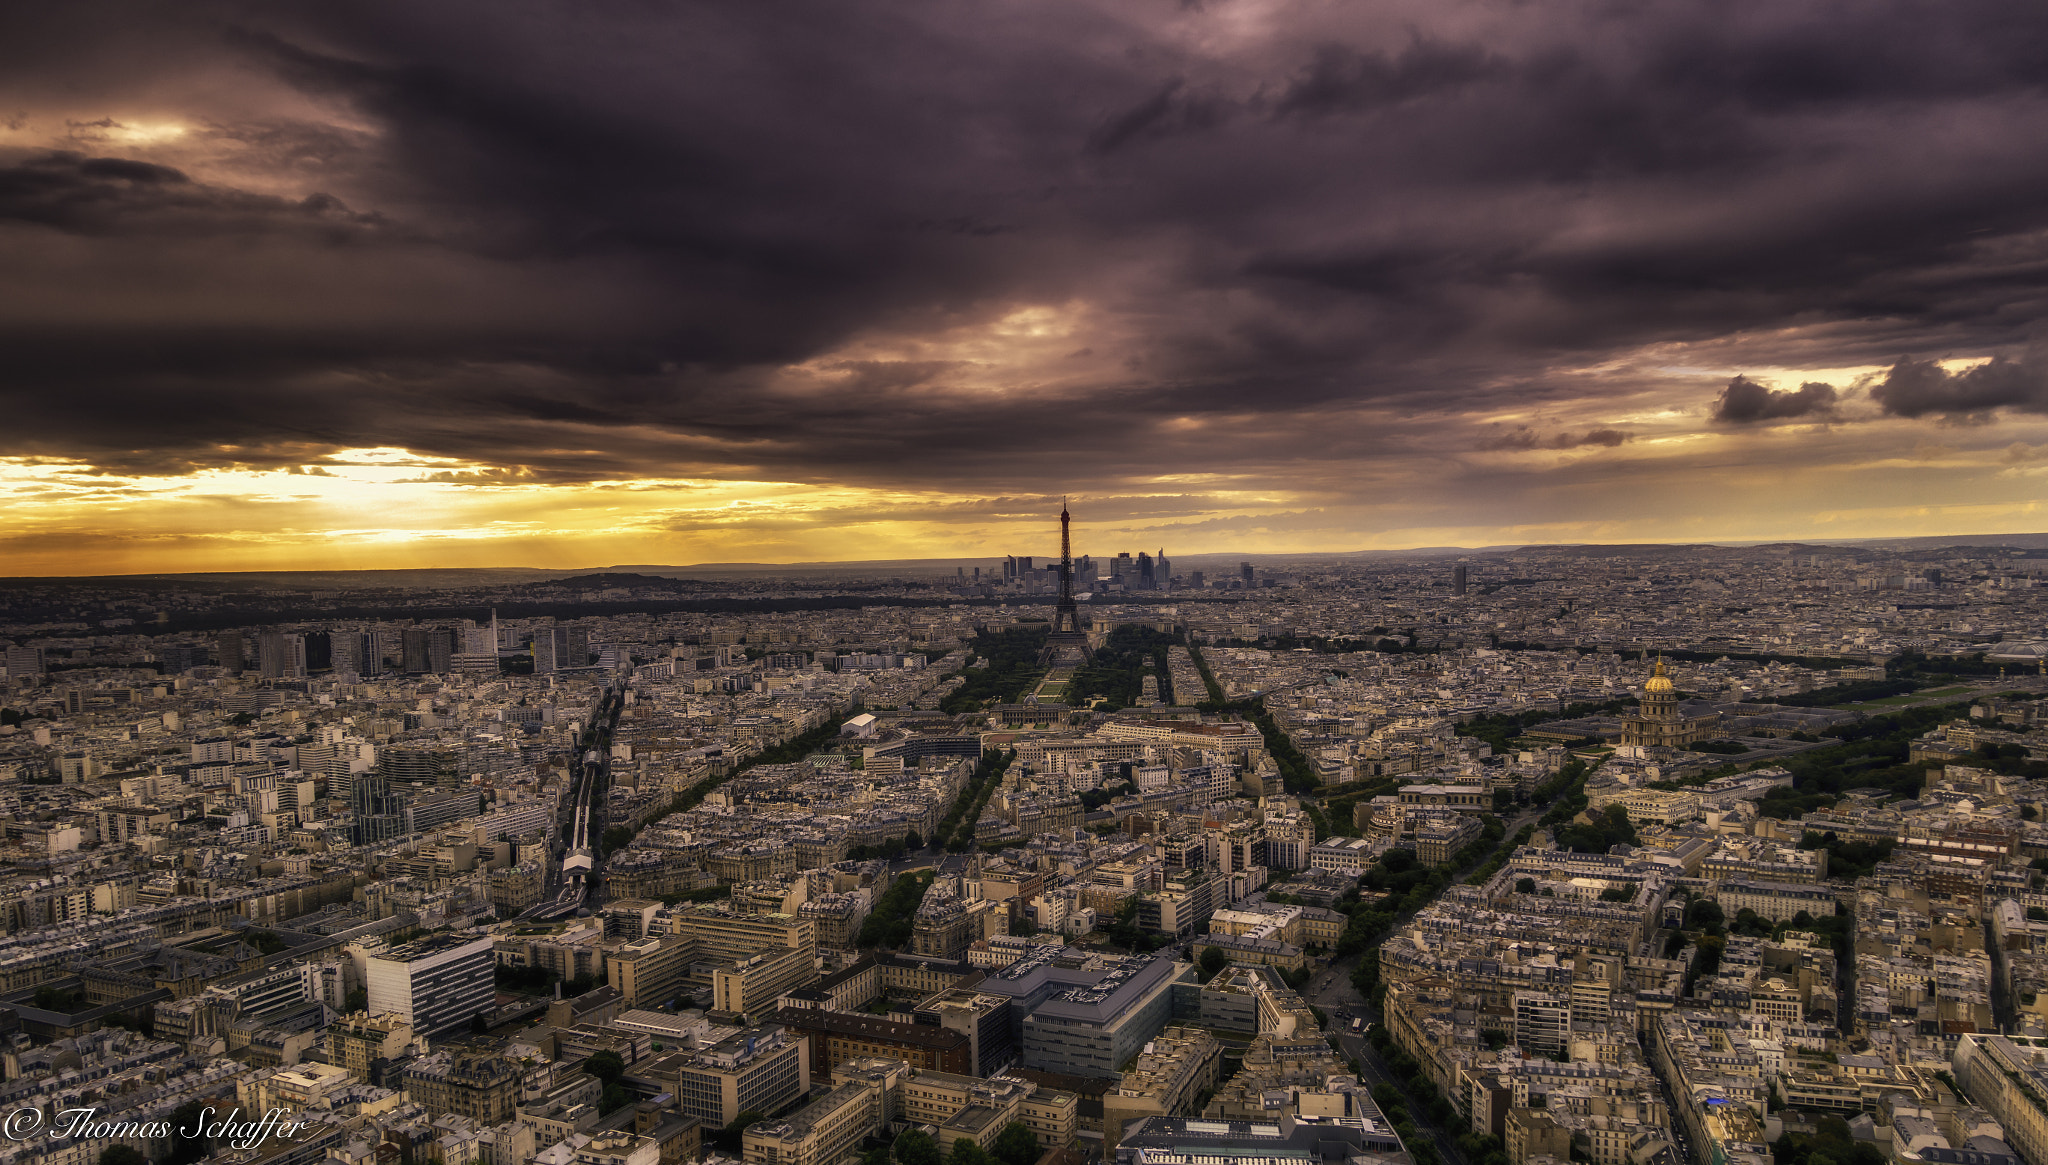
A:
[1330, 1016, 1471, 1165]
[1291, 806, 1546, 1165]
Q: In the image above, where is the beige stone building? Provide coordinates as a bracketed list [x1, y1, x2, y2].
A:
[1100, 1027, 1222, 1152]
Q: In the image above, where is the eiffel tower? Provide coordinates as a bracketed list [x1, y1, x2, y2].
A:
[1043, 499, 1091, 664]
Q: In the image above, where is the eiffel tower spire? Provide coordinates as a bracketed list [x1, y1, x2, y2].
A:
[1054, 498, 1079, 635]
[1044, 499, 1090, 667]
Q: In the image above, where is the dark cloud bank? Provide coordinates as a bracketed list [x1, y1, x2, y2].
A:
[1712, 376, 1838, 424]
[7, 0, 2048, 492]
[1871, 356, 2048, 419]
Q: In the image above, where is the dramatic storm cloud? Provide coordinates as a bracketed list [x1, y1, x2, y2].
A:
[8, 0, 2048, 571]
[1871, 356, 2048, 419]
[1712, 377, 1839, 424]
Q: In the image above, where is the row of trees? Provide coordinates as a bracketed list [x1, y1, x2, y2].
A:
[1314, 777, 1405, 833]
[666, 712, 856, 818]
[1671, 894, 1850, 990]
[1739, 692, 1993, 813]
[1364, 1025, 1507, 1165]
[1068, 626, 1183, 708]
[1246, 705, 1322, 793]
[846, 832, 922, 861]
[1344, 816, 1515, 1003]
[865, 1123, 1043, 1165]
[659, 884, 733, 906]
[1798, 830, 1896, 879]
[1186, 643, 1226, 703]
[1463, 824, 1537, 886]
[1100, 896, 1172, 954]
[1553, 803, 1639, 854]
[1457, 699, 1631, 754]
[1534, 758, 1592, 825]
[495, 963, 605, 997]
[941, 749, 1016, 851]
[939, 627, 1051, 713]
[1078, 777, 1137, 811]
[1209, 630, 1445, 654]
[1767, 677, 1920, 707]
[584, 1049, 635, 1115]
[1888, 649, 2011, 679]
[1179, 651, 1325, 798]
[600, 825, 635, 857]
[1660, 647, 1869, 671]
[856, 871, 936, 948]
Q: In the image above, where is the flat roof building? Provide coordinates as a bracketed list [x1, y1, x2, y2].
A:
[364, 932, 495, 1037]
[768, 1007, 974, 1076]
[741, 1059, 906, 1165]
[656, 1024, 811, 1130]
[607, 935, 695, 1010]
[1114, 1115, 1404, 1165]
[983, 950, 1197, 1079]
[911, 988, 1016, 1078]
[714, 945, 818, 1020]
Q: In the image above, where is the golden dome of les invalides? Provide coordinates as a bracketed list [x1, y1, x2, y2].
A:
[1643, 656, 1675, 693]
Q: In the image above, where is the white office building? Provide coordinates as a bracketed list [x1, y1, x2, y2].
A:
[365, 932, 495, 1036]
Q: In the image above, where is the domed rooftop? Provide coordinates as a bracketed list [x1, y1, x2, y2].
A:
[1644, 656, 1674, 693]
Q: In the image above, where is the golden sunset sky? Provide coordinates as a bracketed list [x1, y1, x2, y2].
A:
[7, 1, 2048, 574]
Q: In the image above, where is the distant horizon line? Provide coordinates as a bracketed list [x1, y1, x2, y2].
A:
[7, 529, 2045, 582]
